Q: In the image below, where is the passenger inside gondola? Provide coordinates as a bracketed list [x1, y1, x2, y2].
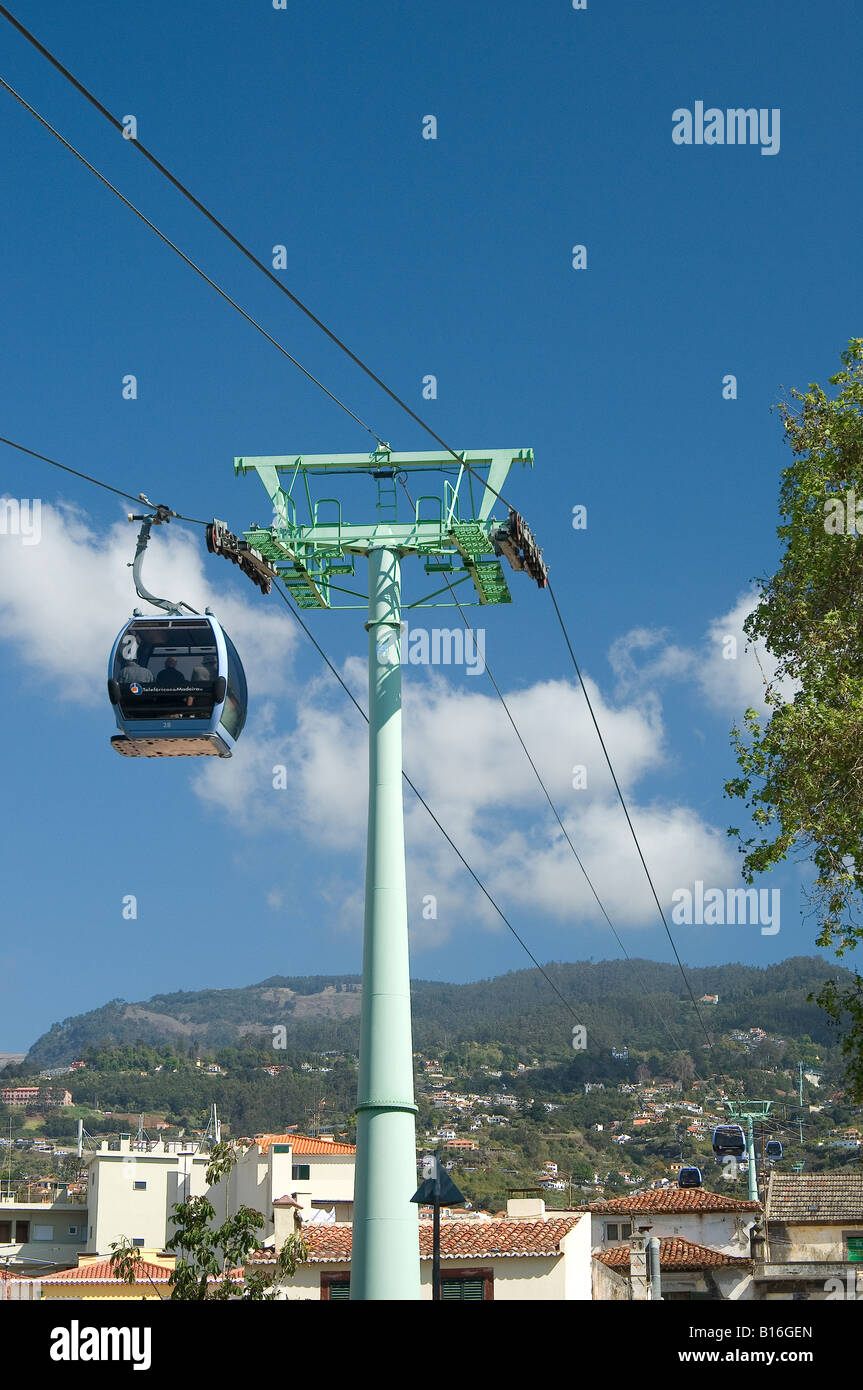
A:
[119, 657, 153, 684]
[190, 655, 217, 685]
[155, 656, 188, 685]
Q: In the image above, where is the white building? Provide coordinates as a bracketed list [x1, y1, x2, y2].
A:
[84, 1136, 211, 1253]
[82, 1131, 356, 1254]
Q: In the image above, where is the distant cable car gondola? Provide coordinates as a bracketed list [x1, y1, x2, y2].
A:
[766, 1140, 783, 1160]
[107, 503, 248, 758]
[678, 1166, 703, 1189]
[712, 1124, 746, 1159]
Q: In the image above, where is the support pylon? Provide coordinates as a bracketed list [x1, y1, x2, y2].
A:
[235, 446, 543, 1300]
[351, 547, 419, 1298]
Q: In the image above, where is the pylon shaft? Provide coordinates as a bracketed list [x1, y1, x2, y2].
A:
[350, 547, 420, 1299]
[746, 1118, 759, 1203]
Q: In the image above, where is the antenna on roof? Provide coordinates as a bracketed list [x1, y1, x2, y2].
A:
[203, 1102, 221, 1146]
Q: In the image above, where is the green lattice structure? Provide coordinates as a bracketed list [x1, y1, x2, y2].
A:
[234, 447, 535, 610]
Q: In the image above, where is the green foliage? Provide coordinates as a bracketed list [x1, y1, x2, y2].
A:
[725, 340, 863, 1092]
[726, 340, 863, 952]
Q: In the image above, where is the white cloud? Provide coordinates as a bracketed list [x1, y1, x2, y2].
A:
[607, 594, 796, 721]
[189, 652, 740, 946]
[695, 591, 795, 716]
[609, 626, 696, 701]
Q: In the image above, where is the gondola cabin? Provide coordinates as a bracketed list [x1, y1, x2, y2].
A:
[108, 614, 247, 757]
[678, 1166, 703, 1189]
[712, 1124, 747, 1159]
[766, 1140, 783, 1160]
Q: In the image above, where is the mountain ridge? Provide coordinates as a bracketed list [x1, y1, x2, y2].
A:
[23, 956, 851, 1066]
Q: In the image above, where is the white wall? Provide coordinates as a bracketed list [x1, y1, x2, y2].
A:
[563, 1214, 592, 1299]
[769, 1222, 862, 1262]
[592, 1210, 754, 1257]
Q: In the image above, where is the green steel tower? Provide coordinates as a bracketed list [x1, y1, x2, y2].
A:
[235, 447, 544, 1299]
[723, 1100, 772, 1203]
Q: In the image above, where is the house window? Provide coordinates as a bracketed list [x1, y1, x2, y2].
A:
[132, 1238, 145, 1247]
[846, 1234, 863, 1263]
[14, 1221, 29, 1243]
[605, 1222, 632, 1242]
[442, 1278, 484, 1300]
[133, 1181, 147, 1190]
[68, 1226, 78, 1236]
[439, 1268, 494, 1301]
[33, 1225, 53, 1241]
[292, 1165, 310, 1181]
[320, 1274, 350, 1300]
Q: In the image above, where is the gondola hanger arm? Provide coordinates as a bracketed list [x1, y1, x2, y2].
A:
[127, 500, 197, 615]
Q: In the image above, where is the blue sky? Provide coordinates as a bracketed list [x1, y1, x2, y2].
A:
[0, 0, 859, 1050]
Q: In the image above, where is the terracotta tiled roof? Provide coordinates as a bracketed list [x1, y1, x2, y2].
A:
[41, 1259, 248, 1287]
[419, 1217, 579, 1260]
[245, 1133, 356, 1156]
[578, 1189, 760, 1215]
[595, 1237, 751, 1271]
[250, 1216, 581, 1265]
[766, 1172, 863, 1223]
[41, 1258, 173, 1285]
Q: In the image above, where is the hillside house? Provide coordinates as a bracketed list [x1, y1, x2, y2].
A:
[578, 1189, 760, 1260]
[254, 1198, 592, 1300]
[0, 1087, 72, 1108]
[724, 1172, 863, 1299]
[593, 1236, 752, 1301]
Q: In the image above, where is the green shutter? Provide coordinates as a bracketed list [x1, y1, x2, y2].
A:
[327, 1280, 351, 1300]
[441, 1277, 484, 1301]
[848, 1236, 863, 1263]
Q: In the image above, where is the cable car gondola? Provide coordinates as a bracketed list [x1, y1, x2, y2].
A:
[678, 1166, 703, 1189]
[108, 613, 247, 757]
[107, 502, 248, 758]
[712, 1124, 746, 1159]
[766, 1139, 783, 1161]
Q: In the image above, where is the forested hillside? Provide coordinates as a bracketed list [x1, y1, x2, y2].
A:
[26, 956, 851, 1066]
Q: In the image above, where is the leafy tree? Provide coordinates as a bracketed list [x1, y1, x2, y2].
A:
[726, 340, 863, 1095]
[110, 1142, 307, 1299]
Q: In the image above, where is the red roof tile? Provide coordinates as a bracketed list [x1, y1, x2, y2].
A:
[41, 1258, 173, 1285]
[578, 1189, 760, 1215]
[244, 1133, 356, 1156]
[595, 1237, 751, 1271]
[250, 1216, 581, 1265]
